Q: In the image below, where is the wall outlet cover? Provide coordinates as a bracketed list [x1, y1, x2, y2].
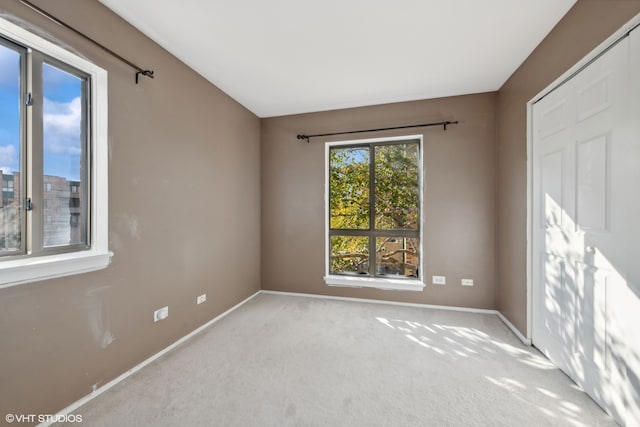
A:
[432, 275, 446, 285]
[154, 306, 169, 322]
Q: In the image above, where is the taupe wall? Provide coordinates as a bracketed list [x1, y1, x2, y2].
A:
[496, 0, 640, 334]
[261, 93, 497, 309]
[0, 0, 260, 418]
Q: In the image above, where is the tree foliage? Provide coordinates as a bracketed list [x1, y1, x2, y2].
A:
[374, 144, 419, 230]
[329, 147, 370, 230]
[329, 142, 419, 276]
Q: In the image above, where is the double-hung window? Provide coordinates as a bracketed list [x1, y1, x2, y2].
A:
[0, 17, 110, 287]
[325, 135, 424, 291]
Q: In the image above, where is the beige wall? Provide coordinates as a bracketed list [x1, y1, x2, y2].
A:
[496, 0, 640, 334]
[261, 93, 497, 309]
[0, 0, 260, 418]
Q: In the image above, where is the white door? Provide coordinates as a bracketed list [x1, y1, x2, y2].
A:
[532, 29, 640, 426]
[628, 26, 640, 426]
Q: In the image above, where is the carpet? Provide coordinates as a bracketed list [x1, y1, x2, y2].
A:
[57, 293, 614, 426]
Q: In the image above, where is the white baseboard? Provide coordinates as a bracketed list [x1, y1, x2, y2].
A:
[37, 290, 262, 427]
[496, 311, 531, 345]
[260, 289, 497, 314]
[261, 290, 532, 345]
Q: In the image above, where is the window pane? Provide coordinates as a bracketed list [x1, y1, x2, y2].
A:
[0, 42, 22, 254]
[375, 237, 419, 278]
[329, 147, 369, 229]
[42, 63, 87, 248]
[330, 235, 369, 275]
[375, 143, 419, 230]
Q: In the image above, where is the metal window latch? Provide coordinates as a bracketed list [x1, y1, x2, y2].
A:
[25, 198, 33, 211]
[26, 92, 33, 106]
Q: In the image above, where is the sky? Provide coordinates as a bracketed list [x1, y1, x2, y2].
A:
[1, 43, 83, 182]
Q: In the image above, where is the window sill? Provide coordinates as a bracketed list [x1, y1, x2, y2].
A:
[0, 250, 113, 289]
[324, 275, 425, 291]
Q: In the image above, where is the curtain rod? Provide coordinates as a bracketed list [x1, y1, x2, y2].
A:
[297, 120, 459, 143]
[20, 0, 154, 84]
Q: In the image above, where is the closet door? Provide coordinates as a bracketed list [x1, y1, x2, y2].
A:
[625, 26, 640, 427]
[533, 31, 639, 426]
[532, 64, 579, 379]
[570, 35, 629, 424]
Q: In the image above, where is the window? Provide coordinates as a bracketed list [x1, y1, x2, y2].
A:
[325, 136, 424, 291]
[2, 177, 14, 192]
[0, 17, 111, 288]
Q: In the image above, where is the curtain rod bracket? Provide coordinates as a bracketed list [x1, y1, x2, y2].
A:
[444, 120, 459, 131]
[298, 120, 459, 142]
[136, 70, 155, 84]
[20, 0, 155, 85]
[296, 135, 310, 143]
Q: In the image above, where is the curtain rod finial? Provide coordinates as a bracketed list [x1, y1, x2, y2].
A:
[297, 135, 310, 143]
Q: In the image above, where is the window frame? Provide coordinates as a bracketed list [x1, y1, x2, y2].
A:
[0, 17, 111, 288]
[324, 135, 425, 292]
[36, 54, 91, 255]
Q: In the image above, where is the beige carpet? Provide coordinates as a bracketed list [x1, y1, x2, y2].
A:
[58, 293, 614, 426]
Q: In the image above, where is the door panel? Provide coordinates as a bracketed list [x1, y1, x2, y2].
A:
[576, 72, 612, 123]
[542, 254, 564, 339]
[533, 33, 639, 426]
[541, 150, 564, 230]
[539, 99, 569, 138]
[576, 135, 608, 231]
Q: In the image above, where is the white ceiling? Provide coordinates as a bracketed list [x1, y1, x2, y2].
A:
[99, 0, 576, 118]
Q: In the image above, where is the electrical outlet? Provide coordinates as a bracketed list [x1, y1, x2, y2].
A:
[461, 279, 474, 286]
[153, 306, 169, 322]
[432, 275, 446, 285]
[197, 294, 207, 304]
